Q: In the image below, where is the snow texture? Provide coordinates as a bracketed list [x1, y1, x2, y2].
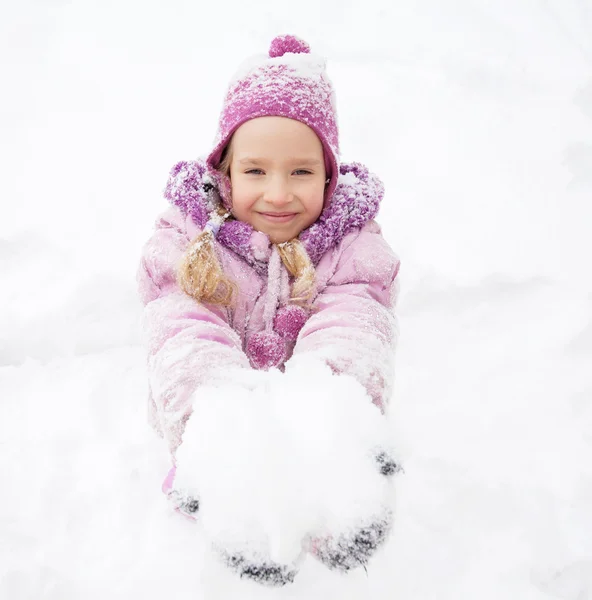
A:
[1, 0, 592, 599]
[174, 360, 392, 567]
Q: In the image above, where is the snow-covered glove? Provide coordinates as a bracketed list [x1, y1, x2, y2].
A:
[376, 450, 402, 477]
[172, 369, 305, 586]
[161, 465, 201, 520]
[164, 464, 298, 586]
[274, 355, 399, 572]
[171, 358, 400, 580]
[308, 510, 393, 572]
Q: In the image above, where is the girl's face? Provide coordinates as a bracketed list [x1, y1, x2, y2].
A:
[228, 117, 326, 244]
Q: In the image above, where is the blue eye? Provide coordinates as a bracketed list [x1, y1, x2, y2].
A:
[245, 169, 264, 175]
[293, 169, 312, 175]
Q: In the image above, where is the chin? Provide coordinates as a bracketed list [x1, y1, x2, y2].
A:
[258, 223, 300, 244]
[268, 231, 294, 244]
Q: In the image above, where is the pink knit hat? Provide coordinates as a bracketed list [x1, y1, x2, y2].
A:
[207, 35, 340, 204]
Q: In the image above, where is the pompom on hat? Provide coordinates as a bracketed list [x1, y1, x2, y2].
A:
[206, 34, 340, 206]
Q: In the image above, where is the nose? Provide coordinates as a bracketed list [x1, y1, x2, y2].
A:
[263, 176, 293, 207]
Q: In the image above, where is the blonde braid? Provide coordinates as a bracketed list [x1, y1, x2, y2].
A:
[277, 239, 315, 303]
[177, 208, 236, 306]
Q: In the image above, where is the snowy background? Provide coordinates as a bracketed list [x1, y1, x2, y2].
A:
[1, 0, 592, 598]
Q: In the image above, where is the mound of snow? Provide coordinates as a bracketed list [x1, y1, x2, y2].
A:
[174, 356, 394, 564]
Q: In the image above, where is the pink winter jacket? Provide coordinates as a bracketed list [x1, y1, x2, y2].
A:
[137, 160, 400, 454]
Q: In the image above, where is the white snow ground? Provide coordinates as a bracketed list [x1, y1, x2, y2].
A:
[1, 0, 592, 598]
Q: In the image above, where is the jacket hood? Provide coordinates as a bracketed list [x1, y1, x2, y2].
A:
[163, 158, 385, 267]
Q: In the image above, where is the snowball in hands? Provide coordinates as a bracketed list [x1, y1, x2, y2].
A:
[174, 358, 392, 563]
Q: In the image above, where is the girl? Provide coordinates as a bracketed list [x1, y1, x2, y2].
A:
[137, 34, 400, 586]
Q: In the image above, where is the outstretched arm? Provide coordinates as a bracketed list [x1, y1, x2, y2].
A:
[291, 223, 400, 410]
[137, 207, 250, 453]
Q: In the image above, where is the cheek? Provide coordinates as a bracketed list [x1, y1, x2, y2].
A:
[305, 185, 326, 218]
[229, 183, 254, 218]
[296, 190, 325, 232]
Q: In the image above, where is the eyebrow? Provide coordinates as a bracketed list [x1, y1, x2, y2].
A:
[238, 157, 322, 166]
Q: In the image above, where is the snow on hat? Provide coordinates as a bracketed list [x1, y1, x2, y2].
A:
[206, 34, 340, 205]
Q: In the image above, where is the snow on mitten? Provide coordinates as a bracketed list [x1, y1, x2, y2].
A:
[376, 450, 403, 477]
[308, 508, 393, 572]
[216, 548, 302, 587]
[265, 355, 398, 571]
[173, 371, 304, 585]
[306, 451, 401, 572]
[162, 465, 200, 521]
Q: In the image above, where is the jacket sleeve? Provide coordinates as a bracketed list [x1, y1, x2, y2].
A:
[136, 207, 251, 454]
[291, 223, 400, 410]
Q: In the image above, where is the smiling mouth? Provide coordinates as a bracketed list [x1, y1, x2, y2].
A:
[258, 212, 298, 223]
